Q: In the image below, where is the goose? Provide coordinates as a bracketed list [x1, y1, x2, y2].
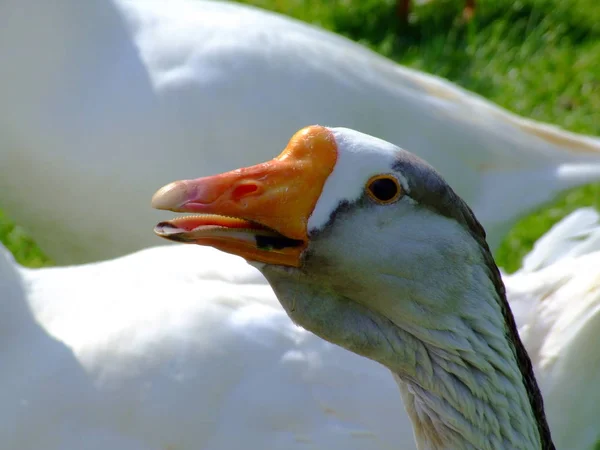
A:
[2, 205, 599, 449]
[502, 208, 600, 449]
[2, 0, 600, 264]
[515, 207, 600, 274]
[153, 125, 600, 449]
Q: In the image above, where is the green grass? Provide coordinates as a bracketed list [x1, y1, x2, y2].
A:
[1, 0, 599, 272]
[0, 210, 53, 267]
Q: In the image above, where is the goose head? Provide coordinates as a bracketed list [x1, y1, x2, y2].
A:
[152, 125, 554, 449]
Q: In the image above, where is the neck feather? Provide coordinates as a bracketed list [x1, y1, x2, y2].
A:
[391, 313, 541, 449]
[388, 256, 555, 450]
[268, 263, 550, 449]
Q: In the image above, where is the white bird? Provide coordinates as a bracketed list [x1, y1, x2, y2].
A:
[505, 207, 600, 449]
[152, 125, 600, 449]
[2, 0, 600, 264]
[2, 205, 599, 449]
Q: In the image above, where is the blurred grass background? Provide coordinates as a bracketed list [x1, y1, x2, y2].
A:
[1, 0, 599, 272]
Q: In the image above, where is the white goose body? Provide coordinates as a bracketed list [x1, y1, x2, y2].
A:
[1, 0, 600, 264]
[2, 243, 409, 449]
[3, 209, 599, 446]
[506, 208, 600, 448]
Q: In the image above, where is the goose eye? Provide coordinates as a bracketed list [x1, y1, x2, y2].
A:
[366, 175, 402, 204]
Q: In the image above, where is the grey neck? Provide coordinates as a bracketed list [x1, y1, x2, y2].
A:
[266, 246, 554, 450]
[390, 327, 542, 450]
[383, 264, 546, 449]
[266, 265, 545, 449]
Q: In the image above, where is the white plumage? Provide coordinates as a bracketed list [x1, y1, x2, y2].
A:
[504, 208, 600, 449]
[2, 208, 599, 449]
[1, 0, 600, 264]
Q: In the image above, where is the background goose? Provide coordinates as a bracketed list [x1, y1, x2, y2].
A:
[1, 200, 599, 448]
[2, 0, 600, 264]
[506, 208, 600, 448]
[152, 125, 600, 448]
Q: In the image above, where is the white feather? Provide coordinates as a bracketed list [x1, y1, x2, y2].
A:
[519, 208, 600, 273]
[2, 208, 599, 449]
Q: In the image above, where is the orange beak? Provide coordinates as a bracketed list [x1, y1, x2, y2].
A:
[151, 126, 338, 267]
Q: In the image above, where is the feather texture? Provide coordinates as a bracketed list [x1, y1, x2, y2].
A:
[1, 208, 599, 449]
